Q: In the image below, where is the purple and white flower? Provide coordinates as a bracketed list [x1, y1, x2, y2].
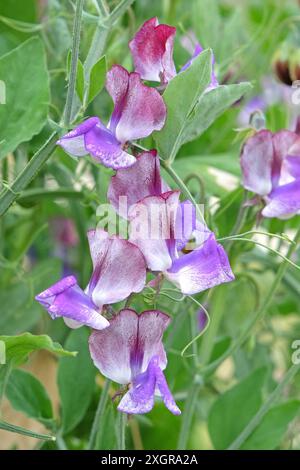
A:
[89, 308, 181, 415]
[57, 65, 166, 170]
[241, 129, 300, 218]
[35, 229, 146, 329]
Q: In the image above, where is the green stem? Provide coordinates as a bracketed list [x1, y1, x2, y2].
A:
[0, 420, 55, 441]
[160, 161, 205, 223]
[88, 379, 110, 449]
[63, 0, 84, 126]
[225, 190, 249, 252]
[228, 363, 300, 450]
[117, 412, 127, 450]
[177, 381, 201, 450]
[0, 132, 58, 217]
[200, 225, 300, 377]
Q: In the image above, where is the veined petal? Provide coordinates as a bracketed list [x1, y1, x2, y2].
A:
[262, 179, 300, 218]
[35, 275, 109, 330]
[108, 150, 163, 218]
[129, 17, 176, 83]
[129, 191, 180, 272]
[57, 117, 99, 156]
[106, 65, 166, 143]
[118, 356, 180, 415]
[89, 309, 170, 385]
[86, 229, 146, 307]
[241, 130, 274, 196]
[165, 234, 235, 295]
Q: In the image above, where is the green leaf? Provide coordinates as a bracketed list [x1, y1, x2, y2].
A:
[241, 400, 300, 450]
[87, 55, 106, 104]
[182, 82, 252, 146]
[208, 367, 268, 449]
[153, 50, 212, 162]
[58, 328, 96, 435]
[0, 36, 50, 159]
[0, 333, 76, 366]
[76, 58, 85, 103]
[6, 369, 53, 427]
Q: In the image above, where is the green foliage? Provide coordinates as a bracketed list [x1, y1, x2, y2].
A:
[0, 37, 50, 159]
[57, 328, 96, 435]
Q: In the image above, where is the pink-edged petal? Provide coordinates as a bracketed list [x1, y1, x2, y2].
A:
[129, 17, 176, 83]
[262, 179, 300, 218]
[89, 309, 138, 384]
[165, 234, 235, 295]
[89, 309, 170, 385]
[106, 65, 166, 143]
[84, 120, 136, 169]
[118, 356, 180, 415]
[57, 117, 99, 156]
[86, 229, 146, 307]
[129, 191, 180, 272]
[241, 130, 274, 196]
[35, 275, 109, 330]
[107, 150, 163, 218]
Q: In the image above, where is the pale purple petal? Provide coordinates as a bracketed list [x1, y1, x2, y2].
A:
[35, 275, 109, 330]
[84, 120, 136, 169]
[262, 179, 300, 218]
[241, 130, 274, 196]
[165, 234, 235, 295]
[89, 309, 170, 385]
[89, 309, 138, 384]
[86, 229, 146, 307]
[107, 150, 163, 218]
[284, 156, 300, 179]
[57, 117, 99, 157]
[129, 17, 176, 83]
[129, 191, 180, 272]
[175, 200, 196, 251]
[272, 130, 300, 187]
[106, 65, 166, 143]
[118, 356, 180, 415]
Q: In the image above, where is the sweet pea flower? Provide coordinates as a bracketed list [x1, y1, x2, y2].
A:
[129, 18, 218, 89]
[89, 308, 181, 415]
[241, 129, 300, 218]
[57, 65, 166, 170]
[35, 229, 146, 329]
[128, 190, 234, 295]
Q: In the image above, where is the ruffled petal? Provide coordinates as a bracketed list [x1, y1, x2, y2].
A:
[35, 275, 109, 330]
[107, 150, 163, 218]
[89, 309, 170, 385]
[262, 179, 300, 218]
[106, 65, 166, 143]
[129, 17, 176, 83]
[118, 356, 180, 415]
[129, 191, 180, 272]
[86, 229, 146, 307]
[241, 130, 274, 196]
[165, 234, 235, 295]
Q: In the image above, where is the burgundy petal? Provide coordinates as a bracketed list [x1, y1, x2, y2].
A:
[165, 234, 235, 295]
[129, 17, 176, 83]
[89, 309, 170, 385]
[86, 229, 146, 307]
[106, 65, 166, 143]
[107, 150, 163, 218]
[35, 275, 109, 330]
